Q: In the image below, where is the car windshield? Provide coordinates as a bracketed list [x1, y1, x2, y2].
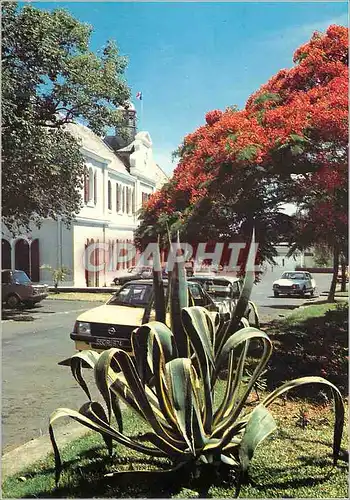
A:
[109, 282, 207, 307]
[189, 278, 235, 298]
[108, 283, 153, 307]
[12, 270, 31, 284]
[281, 272, 307, 280]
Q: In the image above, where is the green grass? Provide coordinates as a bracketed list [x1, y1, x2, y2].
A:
[47, 292, 114, 302]
[2, 404, 348, 498]
[282, 302, 339, 326]
[258, 302, 348, 397]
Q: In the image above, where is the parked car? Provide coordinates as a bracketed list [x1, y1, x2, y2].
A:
[161, 263, 194, 278]
[272, 271, 316, 297]
[188, 275, 242, 301]
[69, 279, 218, 354]
[1, 269, 48, 308]
[112, 266, 153, 285]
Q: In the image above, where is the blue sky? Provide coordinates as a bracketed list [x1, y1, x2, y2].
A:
[36, 1, 348, 175]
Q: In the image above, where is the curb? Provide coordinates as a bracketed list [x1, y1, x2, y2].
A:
[1, 423, 89, 480]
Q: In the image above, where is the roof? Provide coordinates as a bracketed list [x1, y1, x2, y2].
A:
[189, 275, 241, 283]
[65, 122, 132, 176]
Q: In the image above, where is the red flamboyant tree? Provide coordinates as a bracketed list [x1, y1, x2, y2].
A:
[136, 25, 348, 288]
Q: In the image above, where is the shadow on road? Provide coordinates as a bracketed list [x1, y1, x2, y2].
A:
[1, 304, 50, 322]
[263, 304, 300, 310]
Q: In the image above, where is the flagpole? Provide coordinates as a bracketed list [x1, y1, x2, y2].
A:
[140, 97, 144, 130]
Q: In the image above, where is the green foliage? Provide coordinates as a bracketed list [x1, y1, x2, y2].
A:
[313, 245, 332, 267]
[40, 265, 71, 290]
[253, 92, 281, 107]
[2, 2, 131, 233]
[236, 145, 258, 162]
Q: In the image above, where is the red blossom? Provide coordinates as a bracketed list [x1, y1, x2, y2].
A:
[205, 109, 223, 126]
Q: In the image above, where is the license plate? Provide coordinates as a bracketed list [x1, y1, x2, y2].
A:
[94, 338, 127, 348]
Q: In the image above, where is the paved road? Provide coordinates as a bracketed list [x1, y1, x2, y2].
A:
[2, 271, 332, 453]
[2, 300, 103, 453]
[250, 269, 333, 322]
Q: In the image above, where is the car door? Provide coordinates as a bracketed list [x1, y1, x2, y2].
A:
[305, 273, 313, 290]
[308, 273, 316, 290]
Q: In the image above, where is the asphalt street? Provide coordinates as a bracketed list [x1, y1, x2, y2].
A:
[2, 270, 333, 453]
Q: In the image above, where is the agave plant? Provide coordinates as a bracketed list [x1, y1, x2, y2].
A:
[50, 230, 344, 494]
[50, 306, 344, 495]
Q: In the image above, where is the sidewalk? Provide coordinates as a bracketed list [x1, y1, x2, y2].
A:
[2, 422, 89, 479]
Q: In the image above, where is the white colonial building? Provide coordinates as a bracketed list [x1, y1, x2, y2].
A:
[2, 111, 168, 287]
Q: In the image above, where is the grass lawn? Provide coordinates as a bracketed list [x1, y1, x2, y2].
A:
[47, 292, 114, 302]
[2, 302, 348, 498]
[2, 402, 348, 498]
[260, 302, 348, 397]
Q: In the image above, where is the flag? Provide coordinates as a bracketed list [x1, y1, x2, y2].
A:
[136, 91, 143, 100]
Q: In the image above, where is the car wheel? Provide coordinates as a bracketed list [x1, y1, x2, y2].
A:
[23, 301, 36, 308]
[274, 291, 279, 297]
[6, 294, 20, 309]
[310, 289, 314, 297]
[300, 288, 306, 298]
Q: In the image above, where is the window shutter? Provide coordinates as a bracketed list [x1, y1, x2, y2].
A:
[84, 173, 88, 204]
[94, 172, 97, 205]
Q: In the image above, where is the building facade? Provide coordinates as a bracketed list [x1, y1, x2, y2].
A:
[2, 120, 168, 287]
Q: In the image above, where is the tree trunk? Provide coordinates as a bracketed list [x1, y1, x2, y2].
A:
[328, 247, 339, 302]
[340, 258, 347, 292]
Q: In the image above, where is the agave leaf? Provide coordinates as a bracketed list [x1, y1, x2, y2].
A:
[212, 328, 272, 441]
[216, 227, 256, 357]
[181, 307, 215, 432]
[147, 328, 178, 429]
[142, 289, 155, 324]
[221, 454, 239, 466]
[181, 307, 215, 368]
[238, 404, 277, 474]
[153, 236, 166, 323]
[169, 232, 189, 357]
[49, 406, 166, 484]
[213, 342, 249, 426]
[132, 321, 178, 385]
[165, 358, 196, 454]
[79, 401, 114, 456]
[70, 350, 100, 401]
[261, 376, 345, 465]
[188, 360, 212, 450]
[94, 349, 123, 431]
[248, 301, 260, 328]
[110, 348, 187, 452]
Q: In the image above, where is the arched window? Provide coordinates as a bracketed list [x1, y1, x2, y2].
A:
[15, 239, 30, 276]
[2, 239, 11, 269]
[108, 180, 112, 210]
[94, 171, 97, 205]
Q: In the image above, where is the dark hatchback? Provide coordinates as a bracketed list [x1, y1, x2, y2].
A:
[2, 269, 48, 308]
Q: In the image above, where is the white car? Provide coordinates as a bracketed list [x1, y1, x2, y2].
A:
[272, 271, 316, 298]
